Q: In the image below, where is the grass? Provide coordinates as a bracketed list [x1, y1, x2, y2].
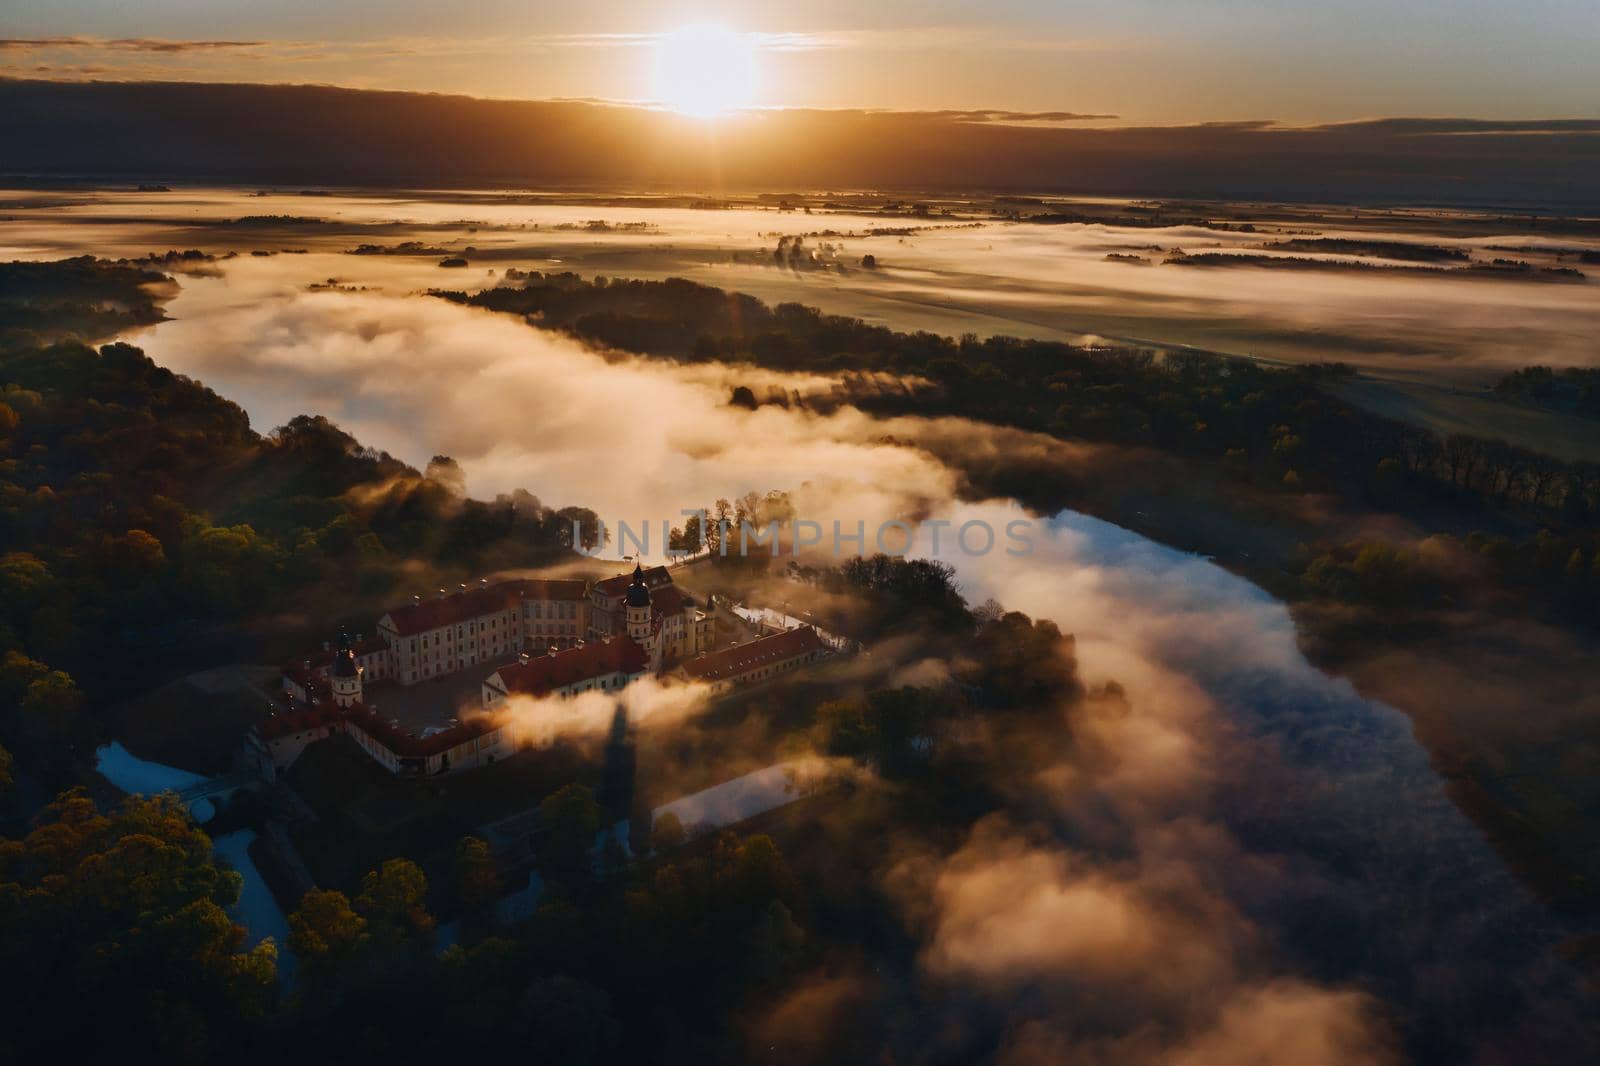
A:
[1332, 374, 1600, 464]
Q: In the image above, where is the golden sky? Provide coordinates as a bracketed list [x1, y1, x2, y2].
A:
[4, 1, 1599, 123]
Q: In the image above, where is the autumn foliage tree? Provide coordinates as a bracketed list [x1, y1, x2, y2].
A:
[0, 790, 276, 1063]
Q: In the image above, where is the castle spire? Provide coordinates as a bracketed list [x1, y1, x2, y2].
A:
[329, 626, 363, 705]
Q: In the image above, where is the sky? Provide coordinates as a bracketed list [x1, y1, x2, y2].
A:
[3, 0, 1599, 124]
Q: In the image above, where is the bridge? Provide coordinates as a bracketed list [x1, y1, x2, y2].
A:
[176, 769, 260, 806]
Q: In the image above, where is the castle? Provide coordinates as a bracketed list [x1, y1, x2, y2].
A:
[259, 564, 717, 776]
[256, 630, 517, 776]
[361, 566, 712, 686]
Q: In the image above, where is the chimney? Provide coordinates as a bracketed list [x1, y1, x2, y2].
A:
[458, 583, 468, 595]
[480, 577, 489, 588]
[548, 645, 558, 657]
[438, 587, 447, 599]
[518, 652, 530, 666]
[412, 594, 421, 606]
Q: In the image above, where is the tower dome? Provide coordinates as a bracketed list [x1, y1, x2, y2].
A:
[624, 562, 652, 608]
[328, 629, 363, 707]
[624, 564, 654, 650]
[331, 644, 359, 679]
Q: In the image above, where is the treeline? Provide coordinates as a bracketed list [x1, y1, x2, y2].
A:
[447, 272, 1600, 628]
[1384, 428, 1599, 514]
[278, 781, 807, 1064]
[1299, 529, 1600, 625]
[1493, 365, 1600, 420]
[812, 601, 1081, 780]
[0, 256, 169, 343]
[0, 782, 807, 1065]
[0, 260, 596, 792]
[793, 554, 973, 639]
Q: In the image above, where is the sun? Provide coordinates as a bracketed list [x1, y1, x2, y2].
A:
[652, 24, 758, 117]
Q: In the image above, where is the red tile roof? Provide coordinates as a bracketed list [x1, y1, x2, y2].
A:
[259, 702, 343, 740]
[283, 634, 389, 675]
[593, 565, 672, 599]
[518, 578, 589, 601]
[261, 699, 506, 757]
[679, 627, 826, 683]
[341, 704, 506, 757]
[381, 579, 583, 636]
[282, 666, 318, 694]
[490, 636, 649, 697]
[650, 583, 690, 618]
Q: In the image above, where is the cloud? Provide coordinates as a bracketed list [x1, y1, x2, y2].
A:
[499, 675, 716, 746]
[779, 26, 1131, 55]
[0, 37, 270, 54]
[134, 260, 961, 528]
[1159, 982, 1397, 1066]
[1307, 117, 1600, 137]
[930, 109, 1120, 124]
[916, 817, 1244, 995]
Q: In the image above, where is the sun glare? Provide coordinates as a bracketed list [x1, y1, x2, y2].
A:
[652, 24, 757, 117]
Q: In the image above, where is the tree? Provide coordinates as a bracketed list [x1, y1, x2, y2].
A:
[287, 888, 367, 984]
[539, 784, 601, 887]
[974, 597, 1005, 625]
[355, 858, 434, 945]
[553, 506, 604, 551]
[456, 835, 502, 924]
[0, 552, 54, 627]
[1372, 456, 1404, 503]
[0, 649, 49, 706]
[14, 667, 85, 781]
[707, 498, 733, 555]
[668, 516, 704, 558]
[1565, 548, 1587, 584]
[100, 528, 167, 586]
[651, 811, 686, 853]
[521, 975, 621, 1065]
[0, 790, 276, 1062]
[22, 669, 81, 719]
[425, 454, 467, 496]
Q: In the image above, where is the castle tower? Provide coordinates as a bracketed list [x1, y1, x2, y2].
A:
[328, 629, 363, 707]
[624, 563, 653, 650]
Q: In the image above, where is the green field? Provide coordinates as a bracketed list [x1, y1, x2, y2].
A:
[1332, 374, 1600, 463]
